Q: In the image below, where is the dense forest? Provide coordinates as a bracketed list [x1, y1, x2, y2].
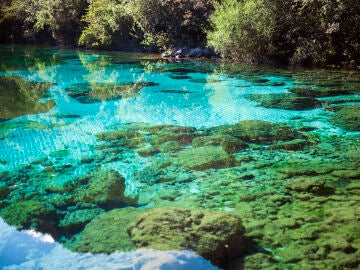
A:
[0, 0, 359, 67]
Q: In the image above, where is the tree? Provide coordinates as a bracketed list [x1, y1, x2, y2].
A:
[1, 0, 88, 46]
[207, 0, 276, 63]
[129, 0, 214, 49]
[79, 0, 135, 49]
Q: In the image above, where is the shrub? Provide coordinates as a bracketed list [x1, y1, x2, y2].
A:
[207, 0, 276, 62]
[79, 0, 135, 49]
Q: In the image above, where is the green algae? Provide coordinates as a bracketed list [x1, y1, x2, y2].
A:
[0, 76, 55, 121]
[176, 146, 234, 170]
[0, 200, 59, 235]
[59, 208, 105, 234]
[0, 121, 359, 269]
[212, 120, 298, 144]
[72, 169, 138, 209]
[268, 139, 311, 151]
[192, 134, 248, 154]
[127, 208, 248, 266]
[288, 87, 355, 97]
[72, 207, 145, 253]
[329, 105, 360, 131]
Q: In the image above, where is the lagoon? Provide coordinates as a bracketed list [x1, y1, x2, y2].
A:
[0, 45, 359, 269]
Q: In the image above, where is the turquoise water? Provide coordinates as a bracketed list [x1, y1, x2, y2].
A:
[0, 46, 359, 269]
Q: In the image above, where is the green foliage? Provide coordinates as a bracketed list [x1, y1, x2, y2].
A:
[79, 0, 134, 49]
[1, 0, 87, 45]
[0, 0, 358, 67]
[129, 0, 214, 49]
[282, 0, 360, 66]
[207, 0, 276, 62]
[207, 0, 360, 66]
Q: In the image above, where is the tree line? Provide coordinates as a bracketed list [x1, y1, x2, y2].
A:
[0, 0, 359, 67]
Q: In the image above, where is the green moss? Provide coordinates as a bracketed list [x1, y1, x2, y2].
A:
[73, 169, 137, 208]
[268, 139, 311, 151]
[128, 208, 247, 266]
[0, 76, 55, 121]
[329, 105, 360, 131]
[59, 208, 105, 234]
[192, 134, 248, 153]
[73, 207, 145, 253]
[247, 94, 322, 110]
[212, 120, 298, 144]
[176, 146, 234, 170]
[0, 200, 58, 235]
[288, 87, 354, 97]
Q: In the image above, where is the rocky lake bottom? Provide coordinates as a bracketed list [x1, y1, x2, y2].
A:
[0, 45, 359, 269]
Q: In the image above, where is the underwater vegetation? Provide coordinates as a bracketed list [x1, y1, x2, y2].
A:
[0, 46, 360, 269]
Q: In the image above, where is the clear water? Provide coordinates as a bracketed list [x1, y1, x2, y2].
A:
[0, 45, 359, 269]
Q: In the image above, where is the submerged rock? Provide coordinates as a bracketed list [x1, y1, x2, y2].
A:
[192, 134, 248, 153]
[176, 146, 234, 170]
[59, 208, 105, 234]
[285, 176, 335, 196]
[288, 87, 354, 97]
[329, 105, 360, 131]
[127, 208, 248, 266]
[268, 139, 311, 151]
[96, 129, 142, 141]
[0, 183, 10, 200]
[0, 200, 59, 236]
[74, 207, 145, 253]
[247, 94, 322, 110]
[213, 120, 297, 144]
[150, 126, 197, 146]
[0, 76, 55, 121]
[158, 141, 182, 152]
[73, 169, 137, 209]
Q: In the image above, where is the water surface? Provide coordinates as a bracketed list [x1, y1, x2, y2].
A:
[0, 45, 359, 269]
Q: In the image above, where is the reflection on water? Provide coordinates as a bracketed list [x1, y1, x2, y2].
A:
[0, 45, 359, 269]
[0, 218, 216, 269]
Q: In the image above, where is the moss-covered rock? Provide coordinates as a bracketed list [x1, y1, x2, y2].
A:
[213, 120, 297, 144]
[0, 183, 10, 200]
[59, 208, 105, 234]
[176, 146, 234, 170]
[73, 169, 137, 209]
[151, 126, 197, 146]
[96, 129, 142, 141]
[0, 76, 55, 121]
[74, 207, 145, 253]
[137, 145, 159, 157]
[268, 139, 311, 151]
[247, 94, 322, 110]
[192, 134, 248, 153]
[329, 105, 360, 131]
[158, 141, 182, 152]
[133, 159, 189, 185]
[127, 208, 248, 266]
[285, 176, 335, 196]
[288, 87, 354, 97]
[0, 200, 58, 236]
